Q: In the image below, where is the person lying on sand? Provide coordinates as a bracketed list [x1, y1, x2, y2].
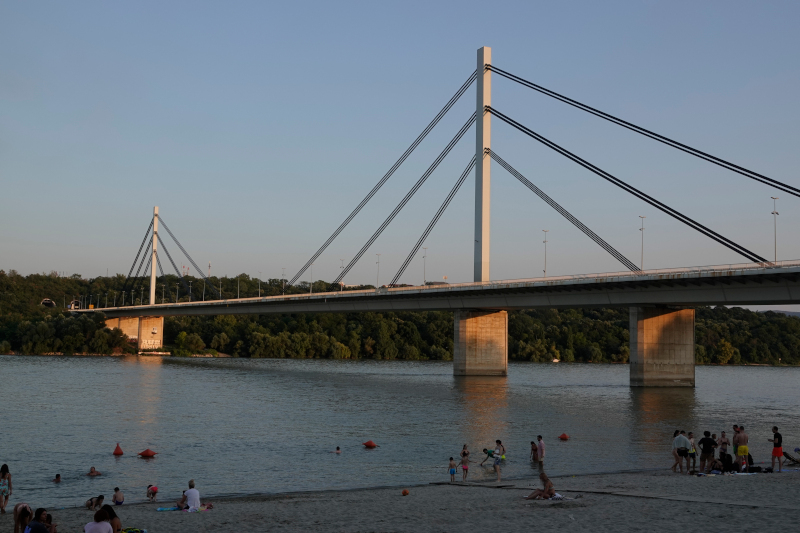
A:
[524, 473, 555, 500]
[86, 467, 102, 477]
[85, 495, 104, 511]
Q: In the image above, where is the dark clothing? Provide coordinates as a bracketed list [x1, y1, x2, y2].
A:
[27, 521, 50, 533]
[773, 432, 783, 447]
[698, 437, 717, 455]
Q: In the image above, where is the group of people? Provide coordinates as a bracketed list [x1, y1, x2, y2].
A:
[445, 435, 550, 489]
[671, 425, 785, 474]
[1, 461, 203, 533]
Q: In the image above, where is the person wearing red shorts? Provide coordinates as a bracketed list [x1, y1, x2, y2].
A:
[769, 426, 783, 472]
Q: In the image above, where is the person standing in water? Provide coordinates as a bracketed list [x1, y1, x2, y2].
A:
[0, 464, 12, 514]
[448, 457, 457, 482]
[459, 445, 472, 481]
[536, 436, 546, 473]
[769, 426, 783, 472]
[493, 440, 505, 482]
[734, 425, 749, 472]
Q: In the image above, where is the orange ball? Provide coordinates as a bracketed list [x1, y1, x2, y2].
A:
[402, 489, 410, 496]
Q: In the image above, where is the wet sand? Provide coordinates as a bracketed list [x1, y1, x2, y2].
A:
[3, 469, 797, 532]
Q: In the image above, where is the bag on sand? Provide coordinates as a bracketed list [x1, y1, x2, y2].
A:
[747, 454, 754, 466]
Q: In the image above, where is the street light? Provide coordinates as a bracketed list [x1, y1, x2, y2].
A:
[771, 197, 779, 263]
[542, 230, 549, 278]
[162, 284, 165, 304]
[175, 283, 179, 303]
[258, 271, 262, 297]
[422, 247, 428, 285]
[282, 268, 286, 295]
[339, 260, 345, 292]
[376, 254, 381, 287]
[310, 263, 314, 294]
[639, 216, 646, 272]
[188, 281, 192, 302]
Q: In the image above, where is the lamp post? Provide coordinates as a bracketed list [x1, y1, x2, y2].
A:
[422, 247, 428, 285]
[140, 287, 144, 305]
[282, 268, 286, 295]
[237, 277, 240, 299]
[258, 271, 262, 297]
[188, 281, 192, 302]
[175, 283, 179, 303]
[162, 284, 165, 304]
[220, 279, 222, 300]
[376, 254, 381, 287]
[639, 216, 646, 272]
[339, 260, 344, 292]
[542, 230, 549, 278]
[771, 197, 779, 263]
[310, 263, 314, 294]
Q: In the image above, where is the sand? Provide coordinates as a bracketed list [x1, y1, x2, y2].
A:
[2, 469, 797, 532]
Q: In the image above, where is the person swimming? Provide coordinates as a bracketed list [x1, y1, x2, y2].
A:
[86, 467, 102, 477]
[52, 474, 61, 483]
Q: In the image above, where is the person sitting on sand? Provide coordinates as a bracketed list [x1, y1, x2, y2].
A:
[13, 503, 31, 533]
[86, 467, 102, 477]
[83, 508, 112, 533]
[112, 488, 123, 505]
[524, 472, 556, 500]
[101, 504, 121, 533]
[24, 508, 50, 533]
[45, 512, 58, 533]
[448, 457, 457, 482]
[52, 474, 61, 483]
[184, 479, 201, 512]
[85, 495, 104, 511]
[146, 485, 158, 502]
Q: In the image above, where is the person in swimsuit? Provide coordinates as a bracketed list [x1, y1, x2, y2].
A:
[146, 485, 158, 502]
[13, 503, 31, 533]
[85, 495, 104, 511]
[448, 457, 457, 482]
[732, 425, 740, 456]
[493, 440, 505, 482]
[87, 467, 102, 477]
[52, 474, 61, 484]
[735, 425, 749, 472]
[769, 426, 783, 472]
[101, 504, 122, 533]
[524, 472, 556, 500]
[1, 464, 12, 514]
[687, 432, 697, 472]
[112, 488, 123, 505]
[717, 431, 730, 458]
[459, 445, 472, 481]
[530, 441, 539, 463]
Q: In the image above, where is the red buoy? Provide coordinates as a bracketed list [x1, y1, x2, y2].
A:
[138, 448, 158, 457]
[113, 443, 124, 456]
[558, 433, 570, 441]
[362, 440, 378, 448]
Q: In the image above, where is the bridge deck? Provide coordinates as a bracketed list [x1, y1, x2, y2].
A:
[83, 260, 800, 318]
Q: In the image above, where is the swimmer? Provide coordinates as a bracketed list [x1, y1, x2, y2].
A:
[112, 488, 124, 505]
[146, 485, 158, 502]
[52, 474, 61, 483]
[448, 457, 457, 482]
[330, 447, 341, 454]
[85, 495, 104, 511]
[86, 467, 102, 477]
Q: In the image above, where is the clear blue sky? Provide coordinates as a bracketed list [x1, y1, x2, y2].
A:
[3, 1, 800, 296]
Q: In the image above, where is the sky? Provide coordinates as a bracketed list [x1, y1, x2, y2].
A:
[2, 1, 800, 305]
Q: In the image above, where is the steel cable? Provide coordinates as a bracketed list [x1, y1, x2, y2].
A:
[121, 219, 153, 294]
[159, 218, 220, 298]
[488, 65, 800, 197]
[159, 238, 192, 298]
[390, 156, 476, 285]
[489, 107, 767, 263]
[489, 150, 639, 271]
[334, 113, 477, 284]
[290, 70, 478, 286]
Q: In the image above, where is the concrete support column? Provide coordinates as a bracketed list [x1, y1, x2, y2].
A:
[630, 307, 695, 387]
[474, 46, 491, 282]
[138, 316, 164, 351]
[453, 309, 507, 376]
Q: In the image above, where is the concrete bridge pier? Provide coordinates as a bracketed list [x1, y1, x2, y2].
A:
[105, 316, 164, 351]
[453, 309, 508, 376]
[629, 307, 695, 387]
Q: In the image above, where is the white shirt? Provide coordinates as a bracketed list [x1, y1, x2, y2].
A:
[84, 521, 113, 533]
[185, 488, 201, 510]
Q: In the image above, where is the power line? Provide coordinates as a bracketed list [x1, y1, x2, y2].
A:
[290, 70, 478, 286]
[334, 112, 477, 284]
[488, 65, 800, 197]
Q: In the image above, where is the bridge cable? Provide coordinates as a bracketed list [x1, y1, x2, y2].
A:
[158, 218, 221, 299]
[488, 65, 800, 197]
[124, 239, 153, 303]
[390, 156, 476, 285]
[159, 238, 192, 298]
[129, 253, 153, 304]
[489, 107, 767, 263]
[120, 219, 153, 295]
[334, 113, 477, 284]
[489, 150, 640, 272]
[289, 70, 478, 286]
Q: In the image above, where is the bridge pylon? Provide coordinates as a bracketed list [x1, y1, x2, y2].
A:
[150, 206, 159, 305]
[474, 46, 491, 283]
[629, 307, 695, 387]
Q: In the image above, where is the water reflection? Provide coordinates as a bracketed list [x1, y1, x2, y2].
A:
[630, 387, 697, 451]
[454, 376, 509, 452]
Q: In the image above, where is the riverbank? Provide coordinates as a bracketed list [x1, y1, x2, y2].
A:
[9, 470, 797, 532]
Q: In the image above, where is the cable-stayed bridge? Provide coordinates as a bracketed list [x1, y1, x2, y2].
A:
[81, 47, 800, 387]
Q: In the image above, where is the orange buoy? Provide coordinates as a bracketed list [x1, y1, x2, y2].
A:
[401, 489, 409, 496]
[558, 433, 570, 441]
[113, 443, 124, 456]
[362, 440, 378, 448]
[138, 448, 158, 457]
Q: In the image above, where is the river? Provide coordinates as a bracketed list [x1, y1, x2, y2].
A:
[2, 355, 797, 508]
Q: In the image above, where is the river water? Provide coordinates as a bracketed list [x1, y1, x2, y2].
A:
[2, 355, 798, 508]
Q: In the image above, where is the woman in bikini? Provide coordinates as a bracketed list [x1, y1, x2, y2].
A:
[13, 502, 31, 533]
[0, 464, 11, 514]
[459, 445, 472, 481]
[524, 472, 556, 500]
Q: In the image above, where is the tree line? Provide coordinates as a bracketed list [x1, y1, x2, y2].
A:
[2, 270, 799, 364]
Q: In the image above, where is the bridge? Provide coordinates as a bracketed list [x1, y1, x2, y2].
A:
[81, 47, 800, 387]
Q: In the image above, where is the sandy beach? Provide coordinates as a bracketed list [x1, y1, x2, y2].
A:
[2, 469, 797, 532]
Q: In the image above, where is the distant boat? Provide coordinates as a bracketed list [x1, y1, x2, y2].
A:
[40, 298, 56, 308]
[552, 358, 560, 363]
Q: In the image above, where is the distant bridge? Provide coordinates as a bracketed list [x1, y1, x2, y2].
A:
[81, 47, 800, 387]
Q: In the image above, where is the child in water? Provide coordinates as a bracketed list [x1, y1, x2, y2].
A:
[448, 458, 457, 482]
[146, 485, 158, 502]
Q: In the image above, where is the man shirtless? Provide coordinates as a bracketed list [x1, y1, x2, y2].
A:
[716, 431, 730, 458]
[734, 425, 749, 472]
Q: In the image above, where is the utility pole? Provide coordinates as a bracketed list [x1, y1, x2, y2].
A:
[237, 277, 240, 299]
[310, 264, 314, 294]
[282, 267, 286, 295]
[639, 216, 646, 272]
[474, 46, 492, 282]
[188, 281, 192, 302]
[771, 197, 779, 263]
[220, 279, 222, 300]
[258, 271, 262, 297]
[376, 254, 381, 287]
[339, 260, 344, 292]
[162, 284, 165, 304]
[542, 230, 549, 278]
[150, 206, 159, 305]
[422, 247, 428, 285]
[176, 283, 180, 303]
